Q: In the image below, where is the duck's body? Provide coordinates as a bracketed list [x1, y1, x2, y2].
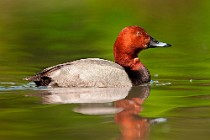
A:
[26, 58, 150, 87]
[25, 26, 171, 87]
[26, 58, 132, 87]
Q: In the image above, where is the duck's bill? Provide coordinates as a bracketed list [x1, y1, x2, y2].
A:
[148, 37, 171, 48]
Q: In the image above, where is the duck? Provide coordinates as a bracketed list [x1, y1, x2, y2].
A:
[25, 26, 171, 87]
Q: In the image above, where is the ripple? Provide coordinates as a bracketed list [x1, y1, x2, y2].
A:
[0, 80, 174, 91]
[150, 80, 172, 86]
[0, 82, 46, 91]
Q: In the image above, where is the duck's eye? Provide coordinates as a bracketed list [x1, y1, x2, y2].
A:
[136, 31, 142, 36]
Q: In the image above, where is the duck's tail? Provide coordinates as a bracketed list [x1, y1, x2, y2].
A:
[23, 75, 40, 81]
[24, 75, 53, 86]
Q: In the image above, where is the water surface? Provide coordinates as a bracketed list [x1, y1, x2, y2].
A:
[0, 0, 210, 140]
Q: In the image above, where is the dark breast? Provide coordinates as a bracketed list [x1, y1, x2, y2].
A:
[124, 66, 150, 86]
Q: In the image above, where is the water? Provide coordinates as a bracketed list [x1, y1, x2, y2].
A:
[1, 0, 210, 139]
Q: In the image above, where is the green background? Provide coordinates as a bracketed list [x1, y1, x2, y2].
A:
[0, 0, 210, 139]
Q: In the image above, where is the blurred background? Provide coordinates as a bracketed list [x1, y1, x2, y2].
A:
[0, 0, 210, 83]
[1, 0, 210, 140]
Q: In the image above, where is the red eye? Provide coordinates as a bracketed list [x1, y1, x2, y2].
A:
[136, 31, 142, 36]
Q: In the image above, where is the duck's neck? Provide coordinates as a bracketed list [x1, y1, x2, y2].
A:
[114, 52, 151, 85]
[114, 47, 142, 70]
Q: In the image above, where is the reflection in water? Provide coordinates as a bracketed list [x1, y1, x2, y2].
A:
[115, 86, 150, 140]
[41, 87, 131, 104]
[39, 85, 165, 140]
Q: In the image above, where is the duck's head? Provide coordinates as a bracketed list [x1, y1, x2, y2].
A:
[114, 26, 171, 59]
